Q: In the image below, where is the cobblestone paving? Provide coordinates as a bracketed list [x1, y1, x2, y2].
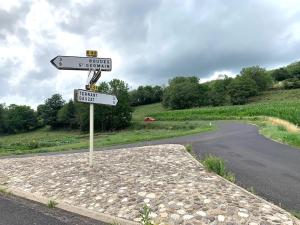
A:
[0, 144, 298, 225]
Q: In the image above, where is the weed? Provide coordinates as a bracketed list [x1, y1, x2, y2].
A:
[247, 186, 256, 194]
[110, 221, 121, 225]
[201, 155, 235, 183]
[140, 204, 154, 225]
[291, 211, 300, 219]
[47, 199, 58, 208]
[185, 144, 192, 153]
[0, 187, 11, 195]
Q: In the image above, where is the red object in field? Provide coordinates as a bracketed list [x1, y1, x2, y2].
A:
[144, 117, 156, 122]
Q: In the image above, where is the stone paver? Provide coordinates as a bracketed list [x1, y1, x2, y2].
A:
[0, 144, 298, 225]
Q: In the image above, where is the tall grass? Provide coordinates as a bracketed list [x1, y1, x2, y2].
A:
[149, 101, 300, 126]
[201, 155, 235, 182]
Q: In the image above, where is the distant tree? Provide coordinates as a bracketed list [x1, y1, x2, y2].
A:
[6, 104, 38, 133]
[286, 61, 300, 79]
[163, 76, 208, 109]
[228, 76, 258, 105]
[129, 85, 163, 106]
[283, 78, 300, 89]
[208, 78, 232, 106]
[76, 79, 133, 132]
[240, 66, 272, 92]
[272, 68, 291, 81]
[37, 94, 65, 128]
[57, 100, 78, 129]
[0, 104, 6, 133]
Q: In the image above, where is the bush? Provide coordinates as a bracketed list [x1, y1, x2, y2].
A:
[283, 78, 300, 89]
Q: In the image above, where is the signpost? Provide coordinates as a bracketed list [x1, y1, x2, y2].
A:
[50, 56, 112, 71]
[74, 89, 118, 106]
[50, 51, 115, 167]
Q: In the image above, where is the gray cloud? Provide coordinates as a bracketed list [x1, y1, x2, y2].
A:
[0, 2, 30, 42]
[53, 0, 300, 85]
[1, 0, 300, 106]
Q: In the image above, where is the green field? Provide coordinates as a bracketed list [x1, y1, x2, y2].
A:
[0, 121, 213, 156]
[148, 101, 300, 125]
[1, 89, 299, 156]
[148, 89, 300, 126]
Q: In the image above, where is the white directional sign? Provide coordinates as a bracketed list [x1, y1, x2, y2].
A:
[51, 56, 112, 71]
[74, 89, 118, 106]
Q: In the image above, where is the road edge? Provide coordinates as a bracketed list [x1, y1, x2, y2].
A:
[181, 145, 300, 225]
[0, 185, 139, 225]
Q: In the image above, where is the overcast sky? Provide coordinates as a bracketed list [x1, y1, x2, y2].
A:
[1, 0, 300, 108]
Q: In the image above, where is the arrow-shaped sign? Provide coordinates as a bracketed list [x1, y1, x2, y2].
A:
[51, 56, 112, 71]
[74, 89, 118, 106]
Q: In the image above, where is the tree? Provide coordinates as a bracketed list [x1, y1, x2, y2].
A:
[57, 100, 78, 129]
[0, 104, 6, 133]
[286, 61, 300, 79]
[129, 85, 163, 106]
[6, 104, 38, 133]
[283, 78, 300, 89]
[240, 66, 272, 92]
[208, 78, 232, 106]
[272, 68, 291, 81]
[37, 94, 65, 128]
[76, 79, 133, 132]
[228, 76, 258, 105]
[162, 76, 208, 109]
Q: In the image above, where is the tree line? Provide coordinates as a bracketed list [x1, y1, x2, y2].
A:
[1, 60, 299, 134]
[0, 79, 132, 134]
[129, 61, 300, 110]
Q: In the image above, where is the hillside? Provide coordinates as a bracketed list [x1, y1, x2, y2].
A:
[147, 89, 300, 126]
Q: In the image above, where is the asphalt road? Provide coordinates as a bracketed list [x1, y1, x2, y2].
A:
[0, 121, 299, 223]
[0, 193, 107, 225]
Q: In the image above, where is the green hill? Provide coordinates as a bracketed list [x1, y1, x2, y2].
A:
[145, 89, 300, 126]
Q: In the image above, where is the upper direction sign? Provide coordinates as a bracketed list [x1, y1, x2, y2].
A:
[74, 89, 118, 106]
[50, 56, 112, 71]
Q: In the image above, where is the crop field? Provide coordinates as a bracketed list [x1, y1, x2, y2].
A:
[149, 100, 300, 126]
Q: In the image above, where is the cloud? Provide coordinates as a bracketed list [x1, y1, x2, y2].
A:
[1, 0, 300, 107]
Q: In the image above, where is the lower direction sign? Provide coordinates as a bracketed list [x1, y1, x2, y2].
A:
[74, 89, 118, 106]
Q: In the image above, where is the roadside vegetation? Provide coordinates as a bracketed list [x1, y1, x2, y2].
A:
[0, 121, 213, 156]
[47, 199, 58, 208]
[201, 155, 236, 182]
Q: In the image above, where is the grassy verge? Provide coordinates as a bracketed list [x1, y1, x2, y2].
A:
[291, 211, 300, 219]
[201, 155, 235, 182]
[0, 121, 214, 156]
[252, 120, 300, 148]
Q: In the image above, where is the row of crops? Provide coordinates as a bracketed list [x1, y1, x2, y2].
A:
[149, 101, 300, 126]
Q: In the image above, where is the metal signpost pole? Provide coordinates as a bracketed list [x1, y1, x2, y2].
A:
[89, 103, 94, 167]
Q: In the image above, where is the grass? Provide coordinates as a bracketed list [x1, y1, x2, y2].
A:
[253, 120, 300, 148]
[201, 155, 235, 182]
[47, 199, 58, 208]
[0, 121, 214, 156]
[132, 103, 166, 121]
[0, 187, 11, 195]
[140, 204, 154, 225]
[249, 88, 300, 103]
[291, 211, 300, 219]
[149, 101, 300, 126]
